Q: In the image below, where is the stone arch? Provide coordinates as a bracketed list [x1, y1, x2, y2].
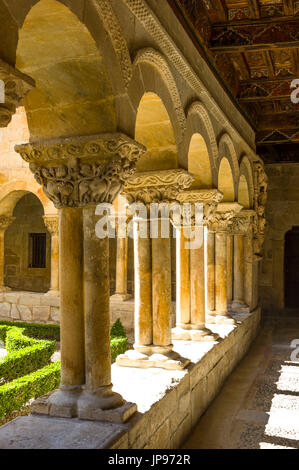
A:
[0, 184, 55, 216]
[13, 0, 131, 140]
[239, 155, 254, 209]
[183, 101, 218, 185]
[218, 157, 235, 202]
[127, 48, 186, 152]
[1, 0, 132, 93]
[3, 191, 51, 292]
[218, 133, 239, 199]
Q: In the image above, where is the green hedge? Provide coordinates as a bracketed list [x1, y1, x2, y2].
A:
[0, 321, 60, 342]
[111, 337, 128, 363]
[0, 362, 61, 418]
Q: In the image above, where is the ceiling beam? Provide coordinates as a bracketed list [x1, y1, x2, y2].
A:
[247, 0, 260, 19]
[284, 0, 295, 16]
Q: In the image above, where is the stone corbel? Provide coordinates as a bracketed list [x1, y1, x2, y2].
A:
[207, 202, 243, 233]
[0, 59, 34, 128]
[43, 216, 59, 235]
[15, 134, 146, 208]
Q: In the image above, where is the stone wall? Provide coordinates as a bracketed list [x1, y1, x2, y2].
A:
[0, 291, 59, 323]
[259, 163, 299, 315]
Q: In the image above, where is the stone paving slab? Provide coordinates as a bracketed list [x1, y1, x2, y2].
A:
[0, 415, 127, 449]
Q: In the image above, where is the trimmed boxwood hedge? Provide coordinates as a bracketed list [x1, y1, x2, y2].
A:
[0, 362, 61, 418]
[0, 318, 128, 419]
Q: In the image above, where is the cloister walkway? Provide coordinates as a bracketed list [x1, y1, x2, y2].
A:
[183, 320, 299, 449]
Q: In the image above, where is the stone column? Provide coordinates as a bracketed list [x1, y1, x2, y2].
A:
[111, 194, 131, 301]
[227, 234, 233, 306]
[172, 189, 222, 341]
[206, 229, 216, 314]
[230, 211, 254, 312]
[16, 133, 145, 423]
[206, 203, 243, 325]
[0, 216, 15, 292]
[116, 169, 194, 370]
[43, 216, 59, 296]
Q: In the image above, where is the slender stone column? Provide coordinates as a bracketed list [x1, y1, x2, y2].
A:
[206, 230, 216, 314]
[116, 169, 194, 369]
[244, 227, 254, 310]
[206, 203, 243, 325]
[134, 216, 152, 349]
[112, 195, 131, 301]
[172, 189, 222, 341]
[227, 234, 233, 305]
[16, 133, 145, 422]
[0, 216, 15, 292]
[230, 211, 255, 312]
[176, 226, 191, 328]
[43, 216, 59, 295]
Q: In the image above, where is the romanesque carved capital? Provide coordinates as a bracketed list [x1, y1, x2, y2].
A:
[15, 133, 146, 209]
[43, 216, 59, 236]
[208, 202, 243, 233]
[229, 210, 255, 236]
[123, 169, 194, 204]
[0, 215, 15, 231]
[0, 59, 34, 128]
[177, 189, 223, 225]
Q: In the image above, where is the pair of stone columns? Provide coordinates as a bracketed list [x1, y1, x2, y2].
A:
[15, 133, 146, 423]
[205, 203, 243, 325]
[116, 169, 194, 370]
[172, 189, 223, 341]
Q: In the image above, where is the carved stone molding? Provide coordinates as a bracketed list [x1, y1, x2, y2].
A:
[0, 59, 34, 128]
[15, 133, 146, 209]
[43, 216, 59, 236]
[0, 216, 15, 231]
[177, 189, 223, 225]
[123, 169, 194, 204]
[253, 161, 268, 258]
[208, 202, 243, 233]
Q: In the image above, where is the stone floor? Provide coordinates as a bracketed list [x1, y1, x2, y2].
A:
[183, 321, 299, 449]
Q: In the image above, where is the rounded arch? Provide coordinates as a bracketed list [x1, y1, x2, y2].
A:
[239, 155, 254, 209]
[218, 133, 239, 198]
[14, 0, 130, 140]
[218, 157, 235, 202]
[127, 48, 186, 153]
[0, 184, 56, 217]
[183, 101, 218, 185]
[187, 133, 213, 189]
[135, 92, 178, 171]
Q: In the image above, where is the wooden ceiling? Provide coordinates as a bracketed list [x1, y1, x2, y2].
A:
[169, 0, 299, 162]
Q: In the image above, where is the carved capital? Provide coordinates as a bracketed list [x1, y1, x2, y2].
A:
[123, 169, 194, 204]
[0, 59, 34, 128]
[229, 210, 255, 235]
[0, 216, 15, 231]
[208, 202, 243, 233]
[15, 133, 146, 208]
[253, 161, 268, 258]
[177, 189, 223, 225]
[43, 216, 58, 235]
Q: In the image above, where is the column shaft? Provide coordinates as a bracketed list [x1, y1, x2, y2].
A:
[176, 227, 190, 327]
[134, 218, 153, 348]
[190, 239, 205, 327]
[0, 230, 5, 289]
[233, 234, 245, 304]
[215, 232, 228, 316]
[227, 234, 233, 304]
[206, 231, 215, 313]
[115, 236, 128, 296]
[50, 232, 59, 292]
[59, 208, 85, 387]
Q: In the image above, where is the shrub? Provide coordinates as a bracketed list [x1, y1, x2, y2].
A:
[110, 318, 126, 338]
[0, 362, 61, 418]
[0, 321, 60, 342]
[110, 337, 128, 363]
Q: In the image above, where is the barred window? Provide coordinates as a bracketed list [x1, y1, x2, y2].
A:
[28, 233, 46, 268]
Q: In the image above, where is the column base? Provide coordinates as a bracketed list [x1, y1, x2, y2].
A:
[172, 325, 219, 342]
[230, 301, 250, 313]
[44, 289, 60, 297]
[110, 293, 132, 302]
[0, 286, 12, 292]
[116, 346, 190, 370]
[206, 312, 237, 325]
[77, 386, 136, 423]
[31, 386, 82, 419]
